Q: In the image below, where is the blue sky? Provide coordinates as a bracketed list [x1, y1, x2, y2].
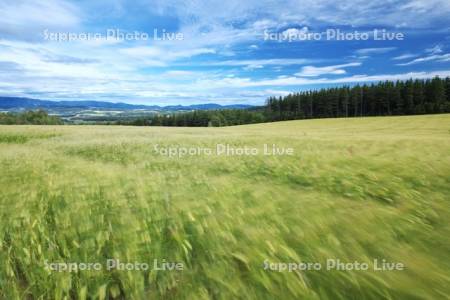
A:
[1, 0, 450, 105]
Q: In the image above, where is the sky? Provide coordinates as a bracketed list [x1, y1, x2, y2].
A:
[0, 0, 450, 105]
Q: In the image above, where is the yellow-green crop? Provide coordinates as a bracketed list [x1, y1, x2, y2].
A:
[0, 114, 449, 299]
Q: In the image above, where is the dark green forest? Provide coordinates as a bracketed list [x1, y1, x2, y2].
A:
[119, 109, 266, 127]
[123, 77, 450, 127]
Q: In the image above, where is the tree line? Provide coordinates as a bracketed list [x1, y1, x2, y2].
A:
[0, 110, 63, 125]
[265, 77, 450, 121]
[121, 77, 450, 127]
[118, 109, 266, 127]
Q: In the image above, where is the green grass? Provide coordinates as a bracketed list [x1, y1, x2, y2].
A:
[0, 115, 449, 299]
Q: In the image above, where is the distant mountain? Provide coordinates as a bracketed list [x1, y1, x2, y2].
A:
[0, 97, 253, 111]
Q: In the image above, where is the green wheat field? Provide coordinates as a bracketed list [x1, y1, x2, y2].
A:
[1, 114, 449, 299]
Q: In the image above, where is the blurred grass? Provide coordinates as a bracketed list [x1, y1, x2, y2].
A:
[0, 114, 449, 299]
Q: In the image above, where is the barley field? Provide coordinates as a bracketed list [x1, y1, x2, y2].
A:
[0, 114, 449, 299]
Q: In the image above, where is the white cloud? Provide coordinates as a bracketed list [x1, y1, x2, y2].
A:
[152, 0, 450, 29]
[425, 44, 444, 54]
[119, 46, 163, 57]
[163, 70, 197, 77]
[281, 27, 309, 39]
[0, 0, 80, 40]
[397, 53, 450, 66]
[243, 64, 264, 71]
[119, 46, 215, 62]
[295, 63, 361, 77]
[392, 53, 418, 60]
[205, 58, 317, 67]
[355, 47, 396, 55]
[194, 70, 450, 89]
